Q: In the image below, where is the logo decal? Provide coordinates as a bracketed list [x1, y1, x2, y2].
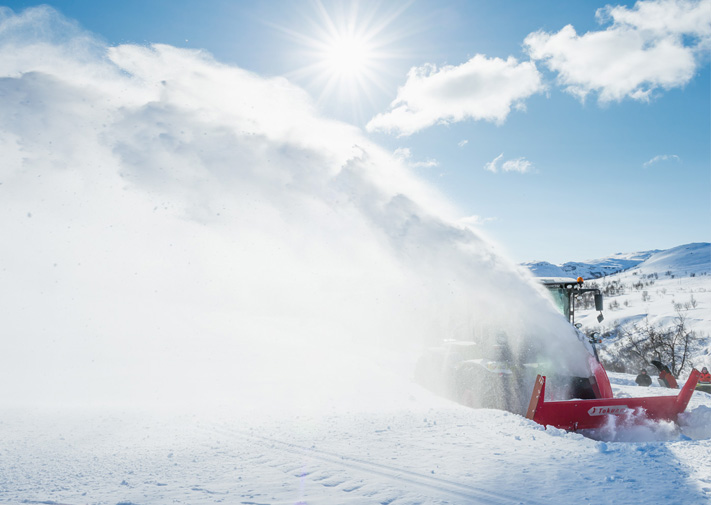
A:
[588, 405, 630, 416]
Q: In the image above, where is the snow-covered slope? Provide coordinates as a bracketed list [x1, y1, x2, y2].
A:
[582, 268, 711, 373]
[526, 242, 711, 374]
[523, 249, 660, 279]
[524, 243, 710, 280]
[635, 242, 711, 277]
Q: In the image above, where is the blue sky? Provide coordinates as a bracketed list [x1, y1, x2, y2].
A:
[2, 0, 709, 263]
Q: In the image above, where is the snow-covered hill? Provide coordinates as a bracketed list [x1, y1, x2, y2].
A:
[526, 242, 711, 374]
[523, 250, 659, 278]
[523, 243, 710, 279]
[635, 242, 711, 277]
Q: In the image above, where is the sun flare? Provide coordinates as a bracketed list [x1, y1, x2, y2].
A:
[280, 0, 414, 120]
[323, 34, 373, 78]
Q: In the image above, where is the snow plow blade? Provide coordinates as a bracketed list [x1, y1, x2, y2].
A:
[526, 369, 701, 431]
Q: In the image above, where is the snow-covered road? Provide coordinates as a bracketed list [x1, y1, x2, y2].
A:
[3, 378, 710, 505]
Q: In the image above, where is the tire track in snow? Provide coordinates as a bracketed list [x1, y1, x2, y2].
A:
[210, 424, 545, 505]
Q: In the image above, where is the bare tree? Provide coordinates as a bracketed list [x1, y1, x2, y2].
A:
[690, 294, 697, 309]
[616, 309, 699, 377]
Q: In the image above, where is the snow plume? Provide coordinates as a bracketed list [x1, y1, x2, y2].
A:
[584, 409, 682, 442]
[582, 399, 711, 442]
[0, 6, 589, 413]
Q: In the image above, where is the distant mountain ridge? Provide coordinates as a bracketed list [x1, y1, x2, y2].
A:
[523, 242, 710, 279]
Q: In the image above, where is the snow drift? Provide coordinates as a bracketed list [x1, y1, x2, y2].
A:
[0, 6, 589, 412]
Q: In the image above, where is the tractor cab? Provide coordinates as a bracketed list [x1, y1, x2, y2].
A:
[539, 276, 604, 324]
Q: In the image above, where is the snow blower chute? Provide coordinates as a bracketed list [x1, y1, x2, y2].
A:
[525, 278, 700, 431]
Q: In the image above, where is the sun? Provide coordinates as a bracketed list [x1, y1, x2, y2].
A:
[323, 33, 373, 78]
[278, 0, 415, 122]
[311, 25, 381, 104]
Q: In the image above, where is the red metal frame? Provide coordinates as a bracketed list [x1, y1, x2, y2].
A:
[526, 369, 701, 431]
[590, 357, 614, 399]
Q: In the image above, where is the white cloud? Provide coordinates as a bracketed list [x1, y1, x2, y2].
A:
[484, 153, 504, 173]
[484, 153, 534, 174]
[393, 147, 439, 168]
[502, 158, 534, 173]
[598, 0, 711, 39]
[524, 0, 711, 103]
[366, 55, 544, 136]
[458, 139, 469, 147]
[643, 154, 681, 166]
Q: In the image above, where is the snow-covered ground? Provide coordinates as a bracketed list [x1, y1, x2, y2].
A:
[571, 243, 711, 370]
[2, 372, 710, 505]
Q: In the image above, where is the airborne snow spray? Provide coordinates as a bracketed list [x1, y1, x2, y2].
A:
[0, 6, 589, 414]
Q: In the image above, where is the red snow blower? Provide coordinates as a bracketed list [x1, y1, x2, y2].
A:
[526, 362, 700, 431]
[524, 278, 700, 431]
[416, 277, 701, 432]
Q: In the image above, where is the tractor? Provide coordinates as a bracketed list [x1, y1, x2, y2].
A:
[416, 276, 701, 431]
[529, 277, 699, 430]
